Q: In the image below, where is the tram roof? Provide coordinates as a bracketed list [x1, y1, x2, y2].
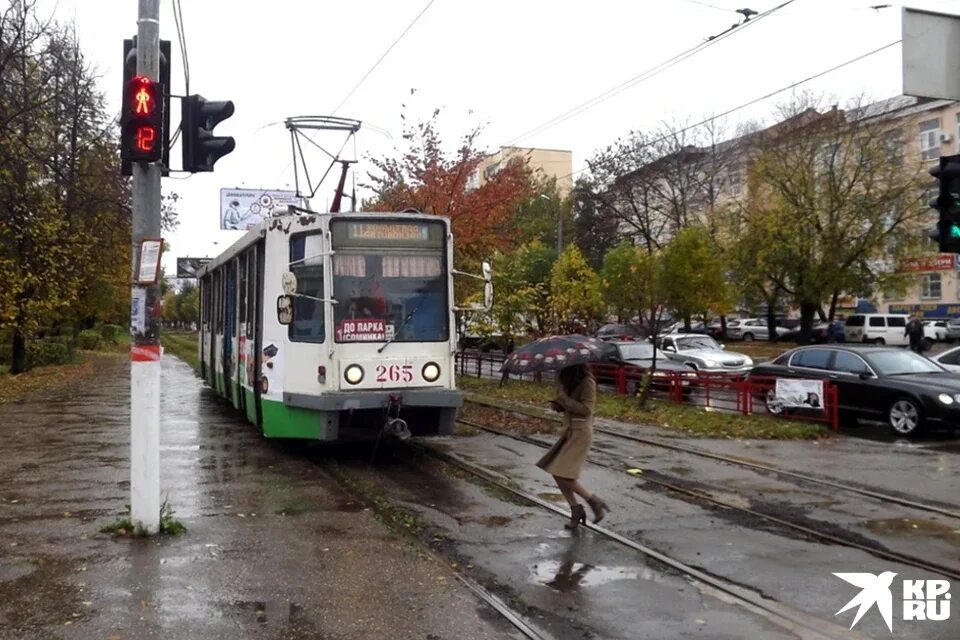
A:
[196, 209, 449, 277]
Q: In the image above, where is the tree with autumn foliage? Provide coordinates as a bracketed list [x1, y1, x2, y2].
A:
[363, 109, 534, 265]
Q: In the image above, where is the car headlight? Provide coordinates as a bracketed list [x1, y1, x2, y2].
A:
[938, 392, 954, 405]
[703, 359, 717, 367]
[344, 364, 364, 385]
[422, 362, 441, 382]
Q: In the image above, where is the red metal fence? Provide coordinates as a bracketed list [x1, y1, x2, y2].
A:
[455, 351, 839, 431]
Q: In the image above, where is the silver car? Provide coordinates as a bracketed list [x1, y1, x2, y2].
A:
[657, 334, 754, 375]
[726, 318, 789, 342]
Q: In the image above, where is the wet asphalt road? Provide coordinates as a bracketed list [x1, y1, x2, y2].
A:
[2, 353, 960, 638]
[0, 355, 518, 640]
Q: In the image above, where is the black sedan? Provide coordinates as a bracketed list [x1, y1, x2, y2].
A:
[593, 341, 697, 393]
[750, 345, 960, 436]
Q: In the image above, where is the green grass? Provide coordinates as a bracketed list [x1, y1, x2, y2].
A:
[457, 376, 828, 440]
[164, 331, 200, 373]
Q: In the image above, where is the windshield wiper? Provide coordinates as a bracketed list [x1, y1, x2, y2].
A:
[378, 296, 427, 354]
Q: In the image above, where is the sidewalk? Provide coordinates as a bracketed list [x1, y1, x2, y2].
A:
[0, 355, 512, 639]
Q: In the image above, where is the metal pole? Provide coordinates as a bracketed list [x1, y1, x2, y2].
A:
[557, 210, 563, 255]
[130, 0, 162, 533]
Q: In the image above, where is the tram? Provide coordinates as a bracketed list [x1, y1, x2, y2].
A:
[197, 207, 490, 440]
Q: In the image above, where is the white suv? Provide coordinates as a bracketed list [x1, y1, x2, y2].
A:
[843, 313, 909, 346]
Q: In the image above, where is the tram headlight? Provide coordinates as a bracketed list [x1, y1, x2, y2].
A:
[344, 364, 364, 385]
[422, 362, 441, 382]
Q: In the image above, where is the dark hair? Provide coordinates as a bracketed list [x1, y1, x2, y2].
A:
[558, 363, 590, 395]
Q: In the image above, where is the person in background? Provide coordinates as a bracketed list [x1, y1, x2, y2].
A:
[906, 314, 924, 354]
[536, 363, 609, 529]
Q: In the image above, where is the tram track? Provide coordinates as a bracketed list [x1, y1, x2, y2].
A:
[464, 396, 960, 520]
[320, 457, 556, 640]
[406, 437, 861, 640]
[455, 417, 960, 582]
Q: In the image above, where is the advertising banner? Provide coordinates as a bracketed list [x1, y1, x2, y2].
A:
[773, 378, 825, 411]
[176, 257, 212, 278]
[220, 188, 300, 230]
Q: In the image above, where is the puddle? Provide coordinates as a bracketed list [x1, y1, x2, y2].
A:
[530, 560, 640, 592]
[865, 517, 960, 545]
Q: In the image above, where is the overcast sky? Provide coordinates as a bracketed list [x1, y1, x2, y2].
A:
[38, 0, 960, 274]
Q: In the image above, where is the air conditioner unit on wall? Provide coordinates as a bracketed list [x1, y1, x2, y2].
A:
[940, 132, 953, 143]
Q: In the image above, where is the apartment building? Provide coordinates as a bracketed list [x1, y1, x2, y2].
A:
[469, 146, 573, 195]
[605, 96, 960, 319]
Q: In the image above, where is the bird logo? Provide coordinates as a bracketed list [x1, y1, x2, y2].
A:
[834, 572, 898, 632]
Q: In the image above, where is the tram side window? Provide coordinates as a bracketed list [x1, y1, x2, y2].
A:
[289, 234, 325, 343]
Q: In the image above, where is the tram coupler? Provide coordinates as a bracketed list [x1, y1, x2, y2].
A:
[383, 394, 411, 440]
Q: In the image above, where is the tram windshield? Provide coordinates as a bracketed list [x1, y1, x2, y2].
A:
[330, 219, 448, 343]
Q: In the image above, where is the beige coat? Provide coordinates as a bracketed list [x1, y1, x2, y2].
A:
[536, 375, 597, 480]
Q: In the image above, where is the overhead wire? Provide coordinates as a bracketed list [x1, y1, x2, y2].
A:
[560, 39, 903, 185]
[501, 0, 798, 147]
[169, 0, 190, 152]
[330, 0, 436, 116]
[273, 0, 436, 189]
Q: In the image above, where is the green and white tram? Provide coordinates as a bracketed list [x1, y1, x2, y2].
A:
[198, 208, 486, 440]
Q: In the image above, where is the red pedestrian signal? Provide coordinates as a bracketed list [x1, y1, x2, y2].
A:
[121, 75, 163, 163]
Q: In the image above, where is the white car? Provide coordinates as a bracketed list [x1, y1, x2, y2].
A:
[726, 318, 789, 341]
[930, 345, 960, 372]
[924, 320, 947, 342]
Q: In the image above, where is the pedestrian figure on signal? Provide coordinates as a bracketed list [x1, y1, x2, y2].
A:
[537, 363, 609, 529]
[905, 314, 924, 353]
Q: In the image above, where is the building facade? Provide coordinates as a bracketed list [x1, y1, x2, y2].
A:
[469, 146, 573, 195]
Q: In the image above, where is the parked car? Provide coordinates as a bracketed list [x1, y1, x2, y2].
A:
[750, 345, 960, 436]
[947, 316, 960, 342]
[768, 320, 844, 344]
[594, 341, 697, 392]
[656, 334, 753, 375]
[595, 323, 642, 342]
[726, 318, 790, 342]
[843, 313, 910, 346]
[924, 320, 948, 342]
[930, 345, 960, 372]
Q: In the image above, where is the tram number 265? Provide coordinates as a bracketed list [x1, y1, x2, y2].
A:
[376, 364, 414, 383]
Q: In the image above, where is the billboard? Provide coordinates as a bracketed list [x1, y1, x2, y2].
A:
[220, 188, 301, 230]
[177, 257, 212, 278]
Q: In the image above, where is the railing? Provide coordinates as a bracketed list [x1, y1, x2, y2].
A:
[454, 351, 839, 431]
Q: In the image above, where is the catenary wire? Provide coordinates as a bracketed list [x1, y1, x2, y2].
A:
[272, 0, 436, 189]
[330, 0, 436, 116]
[501, 0, 797, 147]
[559, 39, 902, 185]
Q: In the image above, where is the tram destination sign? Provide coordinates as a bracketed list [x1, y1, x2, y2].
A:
[334, 219, 444, 248]
[347, 222, 430, 241]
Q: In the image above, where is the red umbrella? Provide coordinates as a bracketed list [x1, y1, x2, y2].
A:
[500, 334, 607, 374]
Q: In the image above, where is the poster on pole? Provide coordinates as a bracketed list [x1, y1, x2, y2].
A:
[177, 257, 212, 278]
[773, 379, 825, 412]
[220, 188, 301, 230]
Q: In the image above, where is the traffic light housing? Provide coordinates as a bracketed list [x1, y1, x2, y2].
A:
[930, 154, 960, 253]
[121, 38, 170, 175]
[181, 95, 235, 172]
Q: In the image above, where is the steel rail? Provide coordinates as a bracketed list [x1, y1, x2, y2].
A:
[456, 418, 960, 582]
[463, 396, 960, 520]
[409, 440, 862, 640]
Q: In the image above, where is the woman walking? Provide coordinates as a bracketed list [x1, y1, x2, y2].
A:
[537, 363, 608, 529]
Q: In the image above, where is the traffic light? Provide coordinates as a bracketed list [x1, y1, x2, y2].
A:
[121, 75, 163, 163]
[930, 154, 960, 253]
[121, 38, 170, 175]
[181, 95, 236, 172]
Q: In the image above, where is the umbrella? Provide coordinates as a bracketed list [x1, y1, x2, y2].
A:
[500, 334, 607, 374]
